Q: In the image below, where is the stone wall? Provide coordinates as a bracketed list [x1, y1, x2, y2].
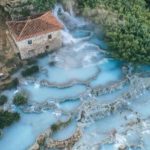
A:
[46, 129, 81, 149]
[29, 128, 81, 150]
[10, 30, 62, 59]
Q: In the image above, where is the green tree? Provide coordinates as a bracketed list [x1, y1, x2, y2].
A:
[0, 111, 20, 129]
[77, 0, 150, 63]
[31, 0, 56, 11]
[13, 92, 28, 106]
[0, 95, 8, 106]
[21, 65, 39, 77]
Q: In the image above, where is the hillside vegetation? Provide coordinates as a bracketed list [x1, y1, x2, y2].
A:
[77, 0, 150, 64]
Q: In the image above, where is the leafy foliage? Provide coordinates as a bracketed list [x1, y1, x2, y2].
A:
[0, 111, 20, 129]
[31, 0, 56, 11]
[0, 95, 8, 106]
[21, 65, 39, 77]
[77, 0, 150, 63]
[77, 0, 99, 8]
[145, 0, 150, 8]
[13, 92, 28, 106]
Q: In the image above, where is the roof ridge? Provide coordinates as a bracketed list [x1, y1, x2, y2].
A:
[6, 11, 63, 41]
[18, 19, 31, 40]
[40, 12, 51, 25]
[40, 11, 51, 18]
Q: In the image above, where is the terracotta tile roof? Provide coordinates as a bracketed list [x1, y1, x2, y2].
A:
[6, 12, 63, 41]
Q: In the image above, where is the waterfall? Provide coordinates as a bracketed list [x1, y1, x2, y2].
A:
[53, 4, 78, 27]
[53, 4, 77, 45]
[68, 2, 74, 17]
[53, 4, 68, 31]
[52, 4, 88, 45]
[34, 82, 40, 89]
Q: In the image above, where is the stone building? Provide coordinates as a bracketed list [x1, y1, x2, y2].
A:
[6, 11, 63, 59]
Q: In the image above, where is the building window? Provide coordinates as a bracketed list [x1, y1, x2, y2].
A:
[28, 40, 32, 45]
[46, 45, 49, 49]
[48, 34, 52, 39]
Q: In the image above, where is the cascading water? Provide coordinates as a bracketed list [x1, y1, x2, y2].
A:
[1, 4, 150, 150]
[53, 4, 89, 45]
[50, 5, 106, 70]
[53, 4, 77, 45]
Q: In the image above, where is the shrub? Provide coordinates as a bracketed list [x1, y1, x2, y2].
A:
[13, 92, 28, 106]
[21, 65, 39, 77]
[77, 0, 150, 63]
[0, 95, 8, 106]
[31, 0, 56, 11]
[0, 110, 20, 129]
[8, 78, 19, 89]
[21, 8, 30, 17]
[51, 124, 59, 132]
[77, 0, 99, 8]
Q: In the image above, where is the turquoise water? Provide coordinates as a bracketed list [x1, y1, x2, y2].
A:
[52, 120, 77, 140]
[20, 84, 87, 102]
[0, 112, 57, 150]
[0, 6, 150, 150]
